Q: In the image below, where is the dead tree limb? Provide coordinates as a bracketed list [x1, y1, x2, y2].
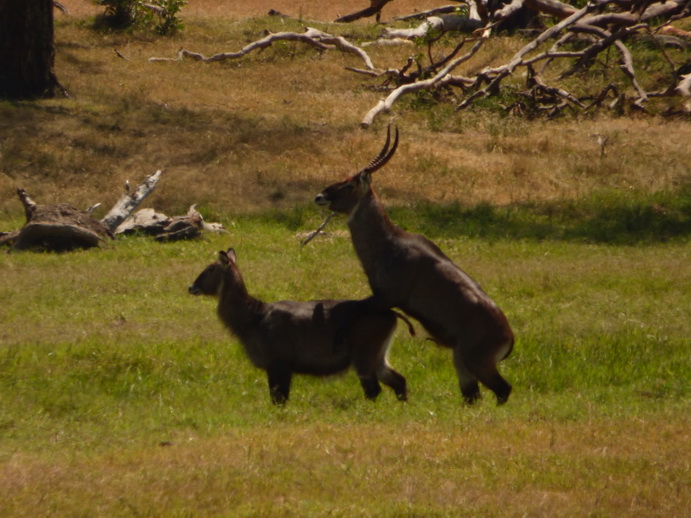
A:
[614, 36, 649, 105]
[677, 73, 691, 97]
[494, 0, 528, 22]
[149, 28, 377, 70]
[391, 5, 461, 22]
[362, 37, 485, 127]
[1, 170, 223, 251]
[53, 1, 67, 14]
[101, 170, 163, 233]
[304, 28, 376, 70]
[149, 32, 329, 63]
[300, 212, 336, 246]
[8, 189, 114, 252]
[144, 0, 690, 121]
[116, 205, 226, 241]
[335, 0, 393, 23]
[582, 0, 689, 28]
[524, 0, 577, 19]
[525, 64, 585, 109]
[456, 3, 595, 110]
[383, 14, 484, 40]
[355, 0, 689, 121]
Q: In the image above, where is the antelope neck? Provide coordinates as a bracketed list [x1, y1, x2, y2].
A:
[217, 269, 266, 334]
[347, 190, 400, 249]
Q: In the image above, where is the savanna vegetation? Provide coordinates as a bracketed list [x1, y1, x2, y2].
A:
[0, 1, 689, 516]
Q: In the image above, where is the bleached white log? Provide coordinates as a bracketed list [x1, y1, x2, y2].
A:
[149, 28, 377, 70]
[101, 170, 163, 233]
[383, 14, 483, 40]
[676, 74, 691, 97]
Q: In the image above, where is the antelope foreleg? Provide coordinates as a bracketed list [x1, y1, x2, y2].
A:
[463, 354, 512, 405]
[473, 362, 512, 405]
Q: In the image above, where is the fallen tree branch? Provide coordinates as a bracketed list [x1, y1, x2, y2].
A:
[361, 37, 415, 47]
[524, 0, 577, 19]
[614, 37, 648, 105]
[304, 28, 376, 70]
[676, 73, 691, 97]
[582, 0, 689, 28]
[362, 37, 485, 127]
[149, 32, 329, 63]
[116, 205, 227, 241]
[301, 212, 336, 246]
[335, 0, 393, 23]
[525, 64, 585, 109]
[383, 14, 483, 40]
[145, 0, 690, 123]
[391, 5, 461, 22]
[561, 23, 647, 79]
[456, 2, 598, 110]
[7, 189, 114, 252]
[101, 170, 163, 233]
[149, 28, 377, 70]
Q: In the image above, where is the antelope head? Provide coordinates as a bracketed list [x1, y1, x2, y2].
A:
[188, 248, 239, 296]
[314, 125, 399, 215]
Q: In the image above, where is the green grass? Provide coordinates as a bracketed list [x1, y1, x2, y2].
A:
[391, 188, 691, 244]
[1, 209, 689, 516]
[1, 5, 690, 515]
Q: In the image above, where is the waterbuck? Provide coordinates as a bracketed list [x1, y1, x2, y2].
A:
[188, 247, 410, 405]
[314, 126, 514, 404]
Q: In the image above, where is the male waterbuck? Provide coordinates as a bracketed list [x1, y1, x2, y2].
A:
[314, 126, 514, 404]
[188, 247, 410, 405]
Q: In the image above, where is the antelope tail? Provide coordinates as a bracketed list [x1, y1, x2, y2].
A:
[394, 311, 416, 337]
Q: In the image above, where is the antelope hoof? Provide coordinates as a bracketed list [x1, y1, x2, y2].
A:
[461, 383, 481, 405]
[496, 386, 512, 406]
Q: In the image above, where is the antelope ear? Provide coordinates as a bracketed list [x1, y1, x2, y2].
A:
[226, 248, 237, 264]
[218, 251, 229, 265]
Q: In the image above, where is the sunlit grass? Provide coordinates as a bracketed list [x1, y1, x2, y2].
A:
[1, 7, 690, 216]
[1, 2, 690, 515]
[1, 218, 688, 517]
[4, 207, 684, 437]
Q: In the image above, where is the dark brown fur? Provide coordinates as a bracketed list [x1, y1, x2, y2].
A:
[314, 126, 514, 404]
[189, 248, 408, 405]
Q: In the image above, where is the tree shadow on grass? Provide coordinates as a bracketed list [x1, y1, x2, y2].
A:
[388, 189, 691, 245]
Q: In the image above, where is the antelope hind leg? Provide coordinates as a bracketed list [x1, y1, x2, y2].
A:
[359, 375, 383, 400]
[377, 365, 407, 401]
[267, 363, 292, 405]
[453, 349, 481, 404]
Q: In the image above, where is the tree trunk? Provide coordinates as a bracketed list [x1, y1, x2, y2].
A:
[0, 0, 61, 99]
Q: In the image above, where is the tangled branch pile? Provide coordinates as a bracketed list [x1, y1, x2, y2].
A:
[360, 0, 691, 125]
[150, 0, 691, 125]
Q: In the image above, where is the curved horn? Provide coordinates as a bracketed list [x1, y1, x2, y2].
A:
[357, 124, 399, 176]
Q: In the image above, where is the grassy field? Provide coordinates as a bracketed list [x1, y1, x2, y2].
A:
[1, 228, 689, 516]
[1, 1, 690, 516]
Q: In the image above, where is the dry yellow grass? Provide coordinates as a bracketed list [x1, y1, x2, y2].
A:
[62, 0, 445, 20]
[0, 5, 689, 517]
[1, 1, 689, 218]
[2, 419, 688, 516]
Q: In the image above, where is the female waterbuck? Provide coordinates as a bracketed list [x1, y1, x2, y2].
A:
[188, 247, 410, 405]
[314, 126, 514, 405]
